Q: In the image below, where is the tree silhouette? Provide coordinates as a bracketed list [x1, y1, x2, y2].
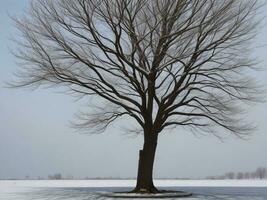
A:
[13, 0, 263, 193]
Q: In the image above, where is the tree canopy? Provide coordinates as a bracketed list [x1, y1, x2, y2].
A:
[13, 0, 262, 138]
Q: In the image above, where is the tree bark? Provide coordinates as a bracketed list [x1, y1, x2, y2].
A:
[133, 132, 159, 193]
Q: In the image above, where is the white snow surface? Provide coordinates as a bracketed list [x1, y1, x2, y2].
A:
[1, 180, 267, 200]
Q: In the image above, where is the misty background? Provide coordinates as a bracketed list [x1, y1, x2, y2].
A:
[1, 0, 267, 180]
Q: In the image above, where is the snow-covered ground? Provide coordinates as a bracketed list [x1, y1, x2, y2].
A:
[1, 180, 267, 199]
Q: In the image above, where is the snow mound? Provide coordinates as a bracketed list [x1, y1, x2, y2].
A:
[103, 191, 193, 198]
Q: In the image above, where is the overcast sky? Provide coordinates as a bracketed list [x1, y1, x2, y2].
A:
[1, 0, 267, 180]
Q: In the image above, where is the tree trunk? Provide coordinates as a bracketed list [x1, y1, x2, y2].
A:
[133, 133, 159, 193]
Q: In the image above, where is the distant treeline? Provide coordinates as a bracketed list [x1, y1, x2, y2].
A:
[207, 167, 267, 180]
[2, 168, 267, 180]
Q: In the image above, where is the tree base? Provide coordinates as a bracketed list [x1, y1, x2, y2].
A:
[130, 185, 159, 194]
[103, 190, 193, 198]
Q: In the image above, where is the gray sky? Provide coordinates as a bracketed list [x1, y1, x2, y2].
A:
[0, 0, 267, 180]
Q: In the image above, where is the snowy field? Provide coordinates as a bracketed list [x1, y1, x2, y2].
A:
[1, 180, 267, 199]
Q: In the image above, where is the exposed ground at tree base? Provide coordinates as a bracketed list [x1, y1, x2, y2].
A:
[104, 190, 193, 198]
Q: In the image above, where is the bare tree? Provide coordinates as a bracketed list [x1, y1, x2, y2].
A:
[12, 0, 263, 193]
[225, 172, 235, 179]
[48, 173, 62, 180]
[255, 167, 267, 179]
